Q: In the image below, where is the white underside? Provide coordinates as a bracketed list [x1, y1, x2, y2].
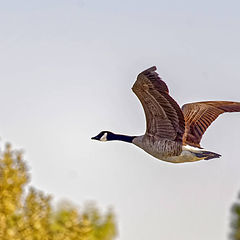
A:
[182, 145, 206, 152]
[163, 145, 207, 163]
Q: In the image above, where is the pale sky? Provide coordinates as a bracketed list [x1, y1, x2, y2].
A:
[1, 1, 240, 239]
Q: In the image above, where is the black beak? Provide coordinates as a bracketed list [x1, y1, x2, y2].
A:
[91, 136, 98, 140]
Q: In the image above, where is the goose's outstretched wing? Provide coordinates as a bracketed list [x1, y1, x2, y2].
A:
[132, 66, 185, 142]
[182, 101, 240, 147]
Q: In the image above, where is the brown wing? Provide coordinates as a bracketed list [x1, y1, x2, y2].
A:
[132, 66, 185, 142]
[182, 101, 240, 147]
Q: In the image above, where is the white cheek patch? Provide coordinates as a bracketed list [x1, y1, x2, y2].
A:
[100, 133, 108, 141]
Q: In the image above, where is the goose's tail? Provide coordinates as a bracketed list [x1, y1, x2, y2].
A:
[194, 151, 222, 160]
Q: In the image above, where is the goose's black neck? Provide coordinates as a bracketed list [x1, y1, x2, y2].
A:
[108, 133, 136, 143]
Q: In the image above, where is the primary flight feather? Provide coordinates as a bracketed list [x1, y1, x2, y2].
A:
[92, 66, 240, 163]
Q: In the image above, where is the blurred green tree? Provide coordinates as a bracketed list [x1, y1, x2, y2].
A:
[231, 193, 240, 240]
[0, 143, 117, 240]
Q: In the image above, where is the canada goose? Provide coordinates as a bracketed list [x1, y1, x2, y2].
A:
[92, 66, 240, 163]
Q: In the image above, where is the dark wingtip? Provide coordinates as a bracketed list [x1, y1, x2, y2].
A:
[139, 66, 169, 93]
[141, 66, 157, 74]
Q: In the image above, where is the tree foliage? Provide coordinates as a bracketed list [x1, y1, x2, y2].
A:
[231, 193, 240, 240]
[0, 144, 117, 240]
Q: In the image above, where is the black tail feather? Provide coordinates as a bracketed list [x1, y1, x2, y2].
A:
[194, 151, 221, 160]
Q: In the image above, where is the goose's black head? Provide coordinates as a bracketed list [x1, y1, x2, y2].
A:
[91, 131, 136, 143]
[91, 131, 114, 141]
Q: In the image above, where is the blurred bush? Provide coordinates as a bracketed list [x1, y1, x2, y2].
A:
[0, 143, 117, 240]
[231, 192, 240, 240]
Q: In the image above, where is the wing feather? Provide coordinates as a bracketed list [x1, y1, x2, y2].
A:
[182, 101, 240, 147]
[132, 66, 185, 142]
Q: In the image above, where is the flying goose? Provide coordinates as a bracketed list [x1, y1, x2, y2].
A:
[92, 66, 240, 163]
